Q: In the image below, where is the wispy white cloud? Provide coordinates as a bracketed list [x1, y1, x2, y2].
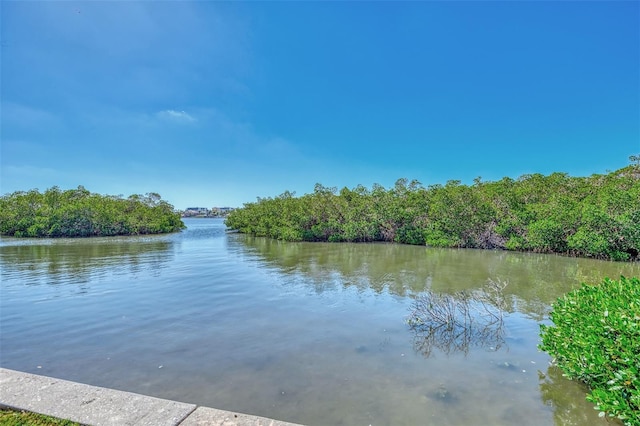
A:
[156, 109, 197, 123]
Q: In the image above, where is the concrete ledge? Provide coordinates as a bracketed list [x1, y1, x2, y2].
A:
[0, 368, 303, 426]
[180, 407, 302, 426]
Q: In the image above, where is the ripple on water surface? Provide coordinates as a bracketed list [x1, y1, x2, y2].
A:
[1, 218, 637, 425]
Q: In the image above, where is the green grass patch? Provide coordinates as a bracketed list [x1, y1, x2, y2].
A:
[540, 276, 640, 425]
[0, 409, 81, 426]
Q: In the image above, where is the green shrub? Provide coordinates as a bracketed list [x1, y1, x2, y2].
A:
[504, 235, 526, 251]
[527, 219, 567, 252]
[0, 187, 185, 238]
[395, 224, 425, 245]
[225, 164, 640, 261]
[539, 276, 640, 425]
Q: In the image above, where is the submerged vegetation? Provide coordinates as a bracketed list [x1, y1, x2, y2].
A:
[226, 161, 640, 261]
[540, 276, 640, 425]
[0, 186, 185, 238]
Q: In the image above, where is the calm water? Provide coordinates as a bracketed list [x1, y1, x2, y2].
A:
[1, 218, 638, 425]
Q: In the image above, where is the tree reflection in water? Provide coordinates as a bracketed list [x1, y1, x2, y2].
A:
[539, 365, 622, 426]
[407, 279, 508, 357]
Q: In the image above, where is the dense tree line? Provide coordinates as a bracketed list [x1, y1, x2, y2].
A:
[0, 186, 185, 237]
[226, 162, 640, 261]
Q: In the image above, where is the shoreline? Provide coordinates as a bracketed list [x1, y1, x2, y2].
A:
[0, 368, 302, 426]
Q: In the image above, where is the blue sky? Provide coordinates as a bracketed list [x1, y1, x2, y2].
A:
[1, 1, 638, 209]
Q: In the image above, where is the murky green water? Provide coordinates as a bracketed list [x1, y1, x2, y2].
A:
[1, 218, 638, 425]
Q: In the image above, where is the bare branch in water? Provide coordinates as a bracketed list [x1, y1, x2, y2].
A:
[407, 279, 508, 357]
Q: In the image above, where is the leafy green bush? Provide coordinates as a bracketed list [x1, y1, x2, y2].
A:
[539, 276, 640, 425]
[226, 162, 640, 261]
[0, 186, 185, 238]
[527, 219, 567, 252]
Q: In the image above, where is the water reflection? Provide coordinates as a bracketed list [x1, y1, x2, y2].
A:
[0, 236, 175, 288]
[1, 221, 634, 426]
[408, 280, 508, 357]
[539, 365, 622, 426]
[231, 235, 640, 318]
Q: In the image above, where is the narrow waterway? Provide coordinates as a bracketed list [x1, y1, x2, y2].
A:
[1, 218, 638, 425]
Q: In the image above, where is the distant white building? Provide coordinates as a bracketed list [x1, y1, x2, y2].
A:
[210, 207, 235, 216]
[183, 207, 210, 216]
